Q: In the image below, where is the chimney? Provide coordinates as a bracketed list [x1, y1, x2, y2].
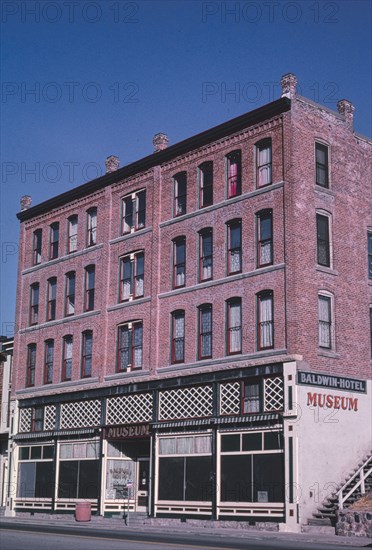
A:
[153, 133, 169, 152]
[281, 73, 297, 99]
[105, 155, 120, 174]
[337, 99, 355, 129]
[20, 195, 32, 211]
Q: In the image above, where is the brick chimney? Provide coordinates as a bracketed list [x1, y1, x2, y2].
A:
[153, 133, 169, 152]
[337, 99, 355, 129]
[281, 73, 297, 99]
[20, 195, 32, 211]
[105, 155, 120, 174]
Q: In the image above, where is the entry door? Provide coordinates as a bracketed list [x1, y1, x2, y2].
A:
[136, 458, 149, 512]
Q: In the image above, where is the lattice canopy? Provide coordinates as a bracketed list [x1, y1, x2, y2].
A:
[60, 399, 101, 429]
[220, 382, 241, 415]
[106, 393, 153, 425]
[159, 385, 213, 420]
[264, 377, 284, 411]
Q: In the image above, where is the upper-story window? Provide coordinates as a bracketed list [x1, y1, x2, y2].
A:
[122, 190, 146, 234]
[243, 381, 260, 413]
[29, 283, 39, 325]
[315, 142, 329, 188]
[84, 265, 95, 311]
[256, 138, 272, 187]
[199, 161, 213, 208]
[81, 330, 93, 378]
[257, 290, 274, 350]
[316, 212, 331, 267]
[65, 271, 75, 316]
[368, 232, 372, 279]
[26, 343, 37, 387]
[199, 304, 212, 359]
[117, 322, 143, 372]
[120, 251, 144, 301]
[31, 407, 44, 432]
[199, 228, 213, 282]
[318, 292, 333, 349]
[62, 335, 73, 382]
[173, 172, 187, 217]
[226, 150, 242, 198]
[87, 208, 97, 247]
[49, 222, 59, 260]
[46, 277, 57, 321]
[44, 339, 54, 384]
[67, 215, 78, 253]
[226, 298, 242, 355]
[257, 210, 273, 267]
[173, 237, 186, 288]
[171, 310, 185, 364]
[227, 220, 242, 275]
[33, 229, 42, 265]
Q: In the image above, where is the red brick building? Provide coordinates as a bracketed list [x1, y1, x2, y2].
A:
[6, 74, 372, 529]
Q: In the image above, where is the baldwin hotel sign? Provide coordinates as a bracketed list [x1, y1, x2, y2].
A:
[297, 372, 367, 413]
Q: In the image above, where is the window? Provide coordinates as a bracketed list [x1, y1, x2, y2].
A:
[47, 277, 57, 321]
[87, 208, 97, 247]
[33, 229, 42, 265]
[58, 441, 99, 499]
[26, 344, 36, 387]
[256, 139, 272, 187]
[199, 161, 213, 207]
[65, 271, 75, 316]
[171, 311, 185, 363]
[17, 444, 54, 498]
[81, 330, 93, 377]
[257, 210, 273, 267]
[173, 172, 187, 216]
[173, 237, 186, 288]
[315, 142, 329, 187]
[158, 435, 212, 502]
[316, 213, 330, 267]
[84, 265, 95, 311]
[67, 215, 78, 253]
[62, 335, 73, 382]
[29, 283, 39, 325]
[122, 190, 146, 234]
[44, 340, 54, 384]
[226, 298, 242, 355]
[199, 228, 213, 281]
[31, 407, 44, 432]
[199, 304, 212, 359]
[318, 294, 332, 349]
[257, 290, 274, 350]
[226, 150, 241, 198]
[227, 220, 242, 275]
[49, 222, 59, 259]
[117, 322, 143, 372]
[120, 251, 144, 301]
[243, 381, 261, 413]
[368, 232, 372, 279]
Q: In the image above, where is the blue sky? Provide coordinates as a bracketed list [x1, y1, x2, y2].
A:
[1, 0, 371, 336]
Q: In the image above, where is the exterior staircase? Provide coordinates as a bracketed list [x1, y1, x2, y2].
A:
[308, 452, 372, 527]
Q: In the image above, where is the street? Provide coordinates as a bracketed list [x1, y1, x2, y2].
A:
[0, 523, 370, 550]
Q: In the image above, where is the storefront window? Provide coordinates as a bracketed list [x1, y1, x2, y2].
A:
[158, 434, 212, 502]
[58, 441, 99, 499]
[17, 444, 54, 498]
[220, 430, 284, 503]
[105, 440, 150, 500]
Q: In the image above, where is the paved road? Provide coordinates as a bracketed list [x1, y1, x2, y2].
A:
[1, 523, 371, 550]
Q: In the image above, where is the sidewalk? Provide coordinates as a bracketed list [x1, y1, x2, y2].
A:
[1, 515, 371, 548]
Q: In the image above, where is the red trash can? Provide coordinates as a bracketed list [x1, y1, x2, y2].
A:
[75, 502, 92, 522]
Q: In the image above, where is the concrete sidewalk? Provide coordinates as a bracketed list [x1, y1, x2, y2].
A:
[0, 515, 371, 548]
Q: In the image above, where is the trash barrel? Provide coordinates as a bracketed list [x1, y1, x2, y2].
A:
[75, 502, 92, 522]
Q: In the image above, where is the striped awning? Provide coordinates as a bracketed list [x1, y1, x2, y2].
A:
[152, 413, 280, 430]
[13, 428, 96, 441]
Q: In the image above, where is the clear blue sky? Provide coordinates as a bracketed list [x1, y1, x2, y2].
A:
[1, 0, 371, 336]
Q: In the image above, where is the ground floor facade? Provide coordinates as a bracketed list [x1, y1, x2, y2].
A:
[5, 360, 371, 530]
